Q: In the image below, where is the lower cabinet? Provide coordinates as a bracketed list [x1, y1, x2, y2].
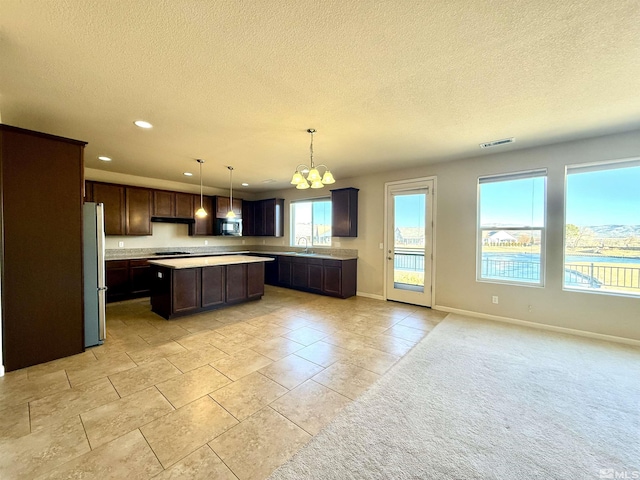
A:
[273, 255, 356, 298]
[151, 262, 266, 319]
[106, 259, 152, 302]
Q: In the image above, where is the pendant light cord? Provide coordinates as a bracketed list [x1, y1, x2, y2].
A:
[309, 129, 315, 168]
[199, 160, 204, 209]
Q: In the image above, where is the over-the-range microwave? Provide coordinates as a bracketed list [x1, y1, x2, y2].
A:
[215, 218, 242, 236]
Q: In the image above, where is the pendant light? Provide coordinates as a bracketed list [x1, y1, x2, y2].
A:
[195, 159, 207, 218]
[290, 128, 336, 189]
[226, 166, 236, 218]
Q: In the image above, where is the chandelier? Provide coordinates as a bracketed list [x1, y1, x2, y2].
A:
[290, 128, 335, 189]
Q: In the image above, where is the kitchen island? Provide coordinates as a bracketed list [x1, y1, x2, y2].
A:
[148, 255, 274, 320]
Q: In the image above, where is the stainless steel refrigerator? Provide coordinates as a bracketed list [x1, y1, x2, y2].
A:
[83, 202, 106, 347]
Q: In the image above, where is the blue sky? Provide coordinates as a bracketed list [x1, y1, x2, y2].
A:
[566, 166, 640, 226]
[395, 194, 426, 228]
[477, 165, 640, 227]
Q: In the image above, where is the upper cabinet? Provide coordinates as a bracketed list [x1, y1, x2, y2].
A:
[215, 196, 242, 218]
[331, 187, 359, 237]
[125, 186, 152, 235]
[92, 182, 126, 235]
[153, 190, 194, 219]
[190, 195, 214, 236]
[242, 198, 284, 237]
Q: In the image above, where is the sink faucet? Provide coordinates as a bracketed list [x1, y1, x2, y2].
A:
[297, 237, 309, 253]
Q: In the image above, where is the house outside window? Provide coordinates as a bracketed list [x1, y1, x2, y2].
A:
[291, 199, 332, 247]
[564, 159, 640, 297]
[477, 169, 547, 286]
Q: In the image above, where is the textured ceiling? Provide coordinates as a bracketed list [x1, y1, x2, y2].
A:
[1, 1, 640, 191]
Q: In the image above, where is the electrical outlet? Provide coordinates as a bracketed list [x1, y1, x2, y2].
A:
[242, 240, 246, 244]
[528, 304, 533, 312]
[262, 239, 266, 245]
[118, 241, 124, 248]
[204, 240, 208, 245]
[379, 243, 384, 249]
[492, 296, 499, 304]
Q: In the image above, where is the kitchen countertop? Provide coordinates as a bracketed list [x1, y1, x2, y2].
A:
[148, 255, 274, 269]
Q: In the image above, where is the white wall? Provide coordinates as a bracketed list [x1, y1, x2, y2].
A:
[257, 129, 640, 341]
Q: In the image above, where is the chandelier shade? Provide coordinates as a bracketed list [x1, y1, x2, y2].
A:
[290, 129, 336, 189]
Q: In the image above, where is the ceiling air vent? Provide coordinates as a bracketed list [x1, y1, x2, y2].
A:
[480, 137, 515, 149]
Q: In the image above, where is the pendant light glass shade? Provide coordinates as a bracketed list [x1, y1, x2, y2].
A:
[195, 159, 207, 218]
[290, 129, 336, 188]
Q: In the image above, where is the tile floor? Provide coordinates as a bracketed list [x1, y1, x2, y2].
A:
[0, 286, 446, 479]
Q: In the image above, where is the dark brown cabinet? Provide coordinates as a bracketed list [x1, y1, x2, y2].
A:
[202, 266, 225, 308]
[130, 259, 152, 296]
[1, 124, 86, 371]
[93, 182, 126, 235]
[150, 261, 268, 319]
[273, 255, 356, 298]
[153, 190, 194, 218]
[215, 196, 242, 218]
[190, 195, 214, 236]
[125, 187, 152, 235]
[175, 193, 194, 218]
[331, 187, 359, 237]
[242, 198, 284, 237]
[106, 259, 152, 302]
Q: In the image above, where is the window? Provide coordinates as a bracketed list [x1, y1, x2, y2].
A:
[564, 159, 640, 296]
[291, 199, 332, 247]
[477, 170, 546, 285]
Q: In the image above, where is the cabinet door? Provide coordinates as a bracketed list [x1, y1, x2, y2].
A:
[172, 268, 201, 314]
[242, 201, 256, 236]
[292, 258, 308, 289]
[202, 266, 225, 307]
[262, 198, 284, 237]
[247, 262, 265, 299]
[106, 260, 130, 302]
[255, 200, 267, 236]
[126, 187, 152, 235]
[226, 264, 247, 302]
[323, 261, 343, 297]
[153, 190, 175, 217]
[191, 196, 213, 236]
[216, 196, 230, 218]
[175, 193, 194, 218]
[232, 198, 243, 217]
[264, 256, 278, 285]
[93, 183, 126, 235]
[308, 260, 324, 292]
[84, 180, 94, 202]
[278, 257, 292, 286]
[130, 260, 151, 296]
[331, 188, 359, 237]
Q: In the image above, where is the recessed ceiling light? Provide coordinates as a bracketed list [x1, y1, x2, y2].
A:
[134, 120, 153, 129]
[241, 183, 249, 187]
[183, 172, 193, 176]
[98, 156, 112, 162]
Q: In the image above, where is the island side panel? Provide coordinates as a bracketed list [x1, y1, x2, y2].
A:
[150, 265, 172, 319]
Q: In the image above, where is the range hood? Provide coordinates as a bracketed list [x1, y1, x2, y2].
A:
[151, 216, 195, 224]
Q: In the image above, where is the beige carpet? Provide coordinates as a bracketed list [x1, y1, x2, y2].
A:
[269, 314, 640, 479]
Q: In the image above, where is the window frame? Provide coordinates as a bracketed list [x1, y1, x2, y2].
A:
[476, 169, 547, 287]
[290, 197, 332, 247]
[563, 157, 640, 297]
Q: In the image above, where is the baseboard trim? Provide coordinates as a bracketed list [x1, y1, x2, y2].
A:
[433, 305, 640, 347]
[356, 291, 385, 301]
